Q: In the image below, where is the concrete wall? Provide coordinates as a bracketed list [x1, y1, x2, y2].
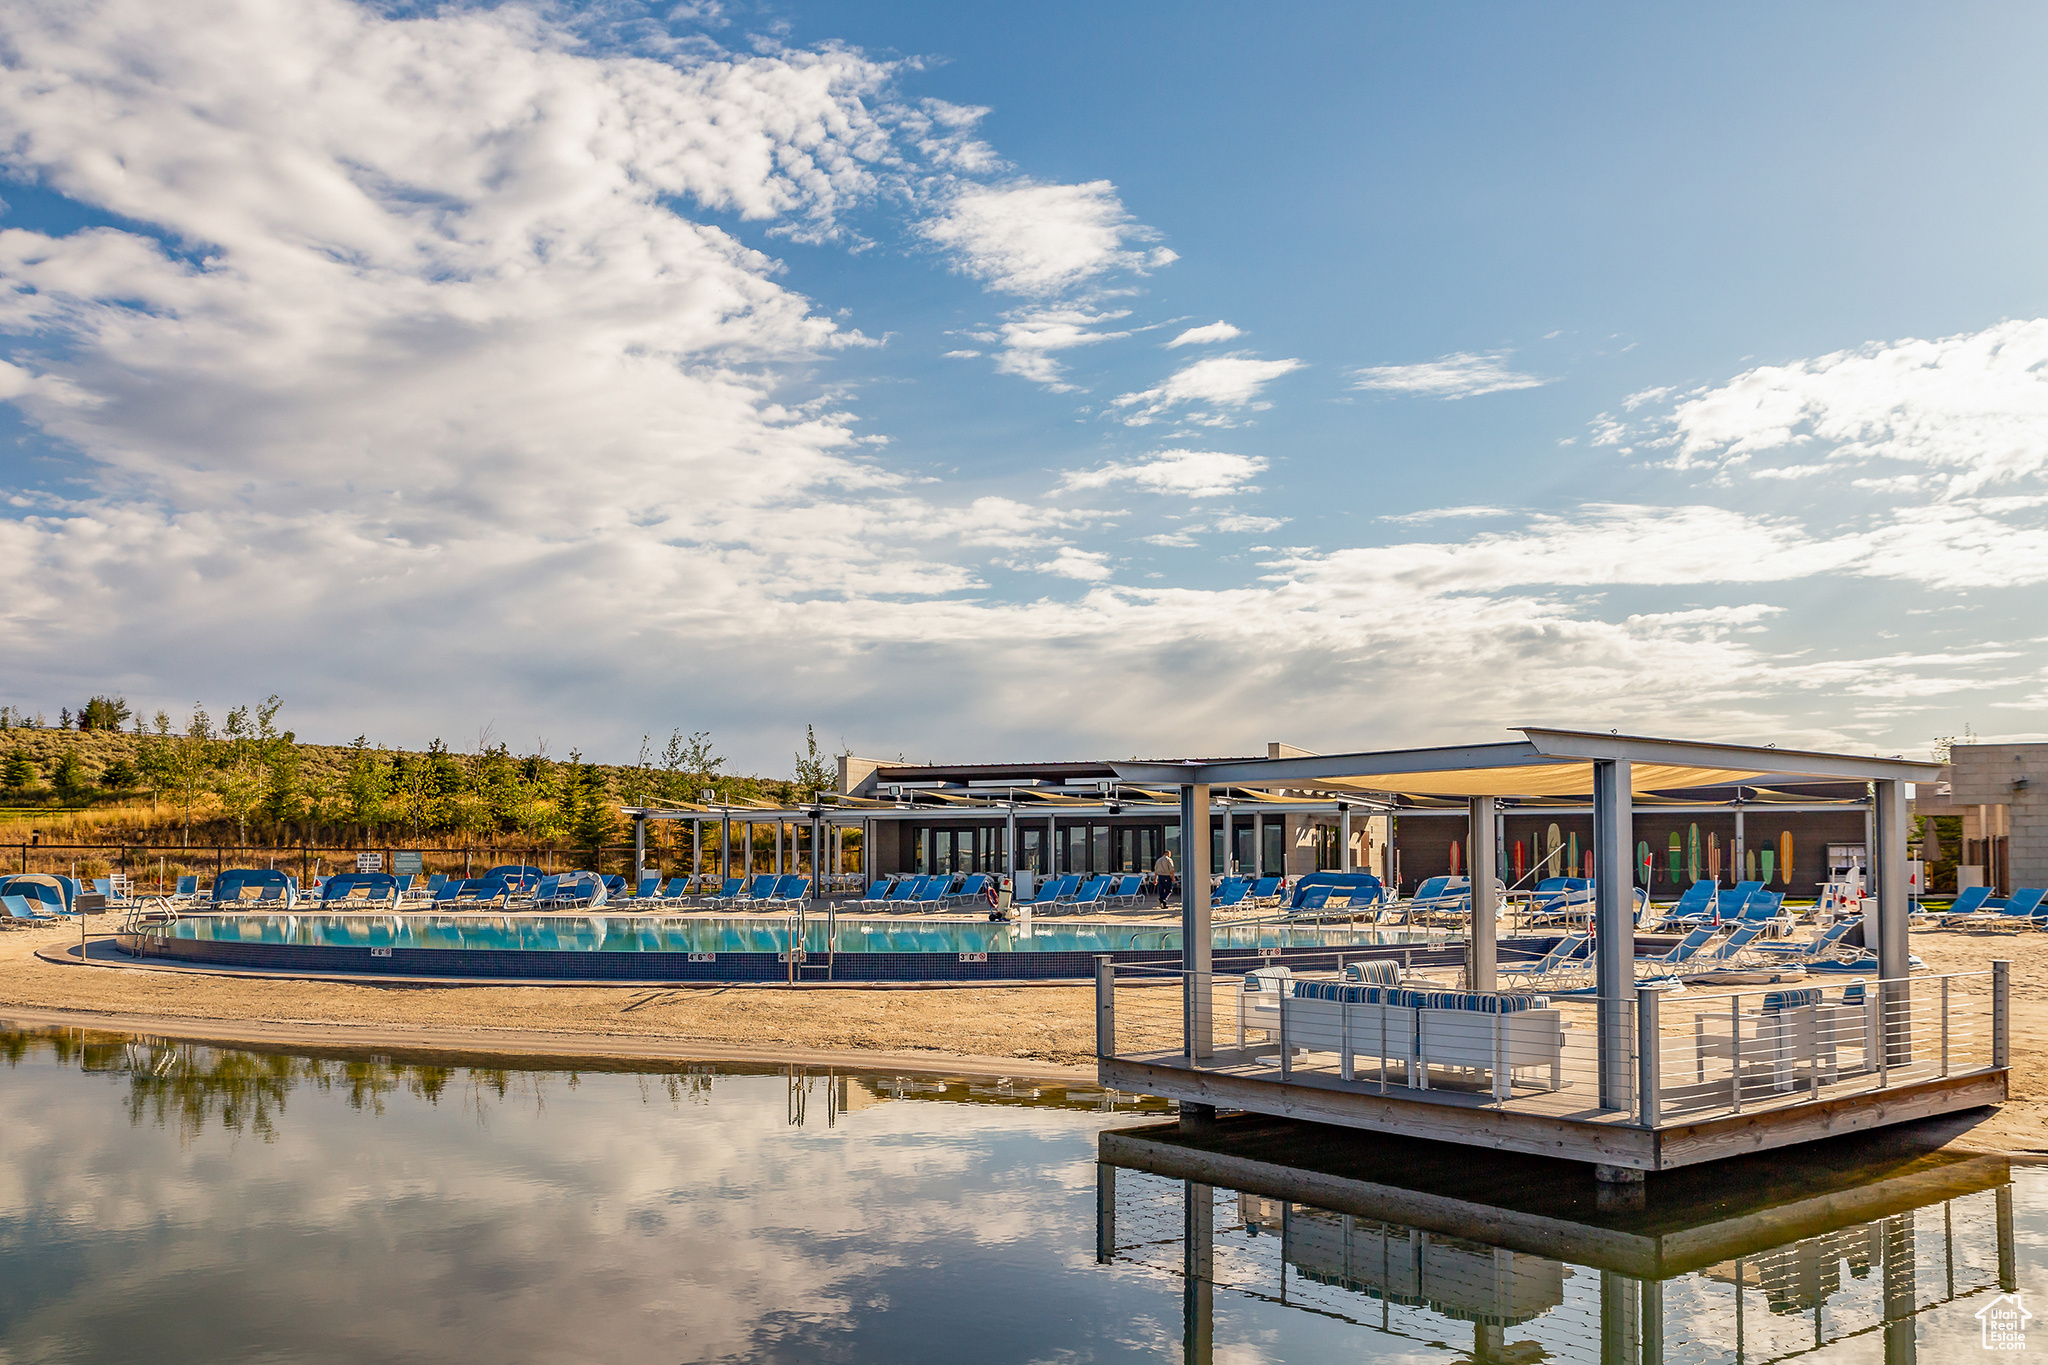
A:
[1947, 744, 2048, 892]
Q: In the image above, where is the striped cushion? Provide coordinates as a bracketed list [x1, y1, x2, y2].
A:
[1341, 958, 1402, 986]
[1287, 982, 1546, 1012]
[1763, 988, 1824, 1011]
[1841, 981, 1867, 1005]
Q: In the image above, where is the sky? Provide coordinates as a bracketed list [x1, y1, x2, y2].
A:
[2, 0, 2047, 774]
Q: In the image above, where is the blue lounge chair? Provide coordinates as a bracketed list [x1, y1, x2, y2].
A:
[170, 875, 199, 903]
[1653, 880, 1719, 929]
[1635, 925, 1721, 977]
[730, 875, 781, 910]
[1712, 881, 1766, 922]
[1678, 924, 1763, 975]
[207, 869, 296, 910]
[1245, 876, 1283, 908]
[1754, 917, 1863, 966]
[2, 894, 58, 925]
[768, 875, 811, 909]
[1106, 874, 1145, 908]
[946, 874, 990, 907]
[1214, 879, 1252, 910]
[319, 873, 401, 911]
[625, 875, 663, 904]
[1957, 887, 2047, 931]
[1284, 873, 1385, 917]
[1932, 886, 1996, 926]
[1500, 932, 1591, 989]
[1015, 876, 1070, 911]
[1061, 876, 1110, 913]
[854, 879, 895, 909]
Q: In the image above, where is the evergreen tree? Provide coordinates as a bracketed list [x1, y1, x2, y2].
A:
[2, 751, 34, 791]
[52, 750, 88, 801]
[100, 758, 139, 790]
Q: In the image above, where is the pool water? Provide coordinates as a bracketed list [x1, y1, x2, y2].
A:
[1, 1024, 2040, 1364]
[155, 912, 1433, 955]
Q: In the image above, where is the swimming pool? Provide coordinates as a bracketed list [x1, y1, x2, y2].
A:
[116, 912, 1456, 982]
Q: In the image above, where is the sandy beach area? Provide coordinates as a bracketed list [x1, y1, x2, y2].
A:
[2, 920, 2044, 1150]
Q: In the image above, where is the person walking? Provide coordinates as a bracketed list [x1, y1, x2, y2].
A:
[1153, 849, 1176, 908]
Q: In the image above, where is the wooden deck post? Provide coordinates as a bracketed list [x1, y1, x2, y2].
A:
[1181, 782, 1213, 1059]
[1593, 759, 1636, 1109]
[1183, 1181, 1214, 1365]
[1468, 795, 1497, 991]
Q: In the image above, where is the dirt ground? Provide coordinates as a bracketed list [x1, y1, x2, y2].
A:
[2, 919, 2044, 1150]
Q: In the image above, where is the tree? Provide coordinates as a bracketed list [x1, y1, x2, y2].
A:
[660, 729, 724, 805]
[100, 758, 139, 790]
[343, 736, 389, 842]
[137, 711, 176, 814]
[792, 724, 834, 799]
[170, 704, 214, 844]
[2, 751, 34, 791]
[52, 750, 88, 802]
[213, 703, 266, 844]
[78, 695, 132, 731]
[58, 707, 72, 730]
[571, 761, 616, 850]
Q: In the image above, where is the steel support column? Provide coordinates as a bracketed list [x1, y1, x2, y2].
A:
[1468, 795, 1497, 991]
[1875, 778, 1913, 1064]
[1593, 758, 1635, 1110]
[1181, 782, 1212, 1059]
[632, 815, 645, 888]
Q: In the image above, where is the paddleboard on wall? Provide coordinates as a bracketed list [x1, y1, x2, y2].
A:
[1513, 840, 1526, 883]
[1687, 824, 1700, 885]
[1637, 840, 1651, 885]
[1449, 840, 1461, 878]
[1547, 823, 1562, 878]
[1708, 832, 1721, 885]
[1583, 849, 1594, 880]
[1746, 850, 1758, 882]
[1760, 848, 1774, 886]
[1667, 832, 1681, 886]
[1780, 831, 1794, 888]
[1568, 832, 1579, 880]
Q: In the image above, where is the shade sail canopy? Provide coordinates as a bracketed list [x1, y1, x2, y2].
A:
[1109, 727, 1943, 800]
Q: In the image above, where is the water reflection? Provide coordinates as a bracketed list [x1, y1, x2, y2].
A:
[1100, 1117, 2027, 1363]
[3, 1019, 2039, 1364]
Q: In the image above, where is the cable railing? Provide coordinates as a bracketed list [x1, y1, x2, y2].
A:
[1095, 956, 2009, 1130]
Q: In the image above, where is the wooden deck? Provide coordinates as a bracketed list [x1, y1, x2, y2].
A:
[1098, 1048, 2007, 1171]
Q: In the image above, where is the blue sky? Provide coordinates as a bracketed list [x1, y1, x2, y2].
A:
[2, 0, 2046, 771]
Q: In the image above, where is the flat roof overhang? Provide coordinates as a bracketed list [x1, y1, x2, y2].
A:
[1108, 727, 1944, 800]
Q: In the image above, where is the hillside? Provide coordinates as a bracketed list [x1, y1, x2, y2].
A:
[0, 719, 824, 850]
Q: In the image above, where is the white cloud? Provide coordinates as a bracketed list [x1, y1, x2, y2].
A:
[1109, 354, 1304, 426]
[1379, 505, 1511, 524]
[918, 179, 1174, 296]
[1350, 351, 1547, 399]
[942, 349, 982, 358]
[2, 2, 2045, 769]
[1630, 318, 2048, 496]
[1057, 450, 1266, 499]
[987, 305, 1130, 389]
[1165, 321, 1242, 348]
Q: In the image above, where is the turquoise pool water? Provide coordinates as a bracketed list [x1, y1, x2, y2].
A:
[156, 913, 1435, 955]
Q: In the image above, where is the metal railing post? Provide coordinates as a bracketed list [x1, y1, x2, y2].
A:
[1278, 987, 1292, 1080]
[1941, 975, 1950, 1077]
[1994, 960, 2010, 1071]
[1095, 956, 1116, 1058]
[1730, 994, 1743, 1114]
[1636, 986, 1659, 1128]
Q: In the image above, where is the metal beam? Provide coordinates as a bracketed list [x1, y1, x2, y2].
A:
[1122, 742, 1548, 788]
[1520, 728, 1944, 783]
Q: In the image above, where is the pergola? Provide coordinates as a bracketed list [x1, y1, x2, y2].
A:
[1110, 727, 1942, 1110]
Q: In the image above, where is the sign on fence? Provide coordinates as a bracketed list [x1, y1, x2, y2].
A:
[392, 851, 423, 875]
[356, 852, 384, 873]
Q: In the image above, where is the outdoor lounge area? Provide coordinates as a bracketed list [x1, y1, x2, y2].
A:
[1091, 729, 2009, 1181]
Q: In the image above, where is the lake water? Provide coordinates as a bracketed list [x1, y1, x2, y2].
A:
[1, 1023, 2042, 1363]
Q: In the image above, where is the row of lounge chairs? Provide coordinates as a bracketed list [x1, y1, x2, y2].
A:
[1496, 915, 1876, 993]
[1931, 886, 2047, 930]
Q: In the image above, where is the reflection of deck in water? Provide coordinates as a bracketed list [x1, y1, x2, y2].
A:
[1097, 1114, 2016, 1364]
